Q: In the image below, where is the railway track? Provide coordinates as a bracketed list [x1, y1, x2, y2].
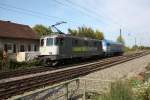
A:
[0, 51, 149, 99]
[0, 55, 122, 80]
[0, 67, 55, 80]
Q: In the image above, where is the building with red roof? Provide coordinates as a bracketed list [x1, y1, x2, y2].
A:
[0, 20, 40, 60]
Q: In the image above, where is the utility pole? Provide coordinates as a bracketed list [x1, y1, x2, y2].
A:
[120, 28, 122, 37]
[134, 37, 137, 46]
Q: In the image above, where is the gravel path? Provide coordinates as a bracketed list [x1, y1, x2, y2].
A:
[82, 54, 150, 81]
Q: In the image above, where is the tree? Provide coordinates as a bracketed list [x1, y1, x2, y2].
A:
[68, 26, 104, 40]
[68, 28, 78, 36]
[95, 30, 104, 40]
[32, 24, 52, 36]
[117, 33, 125, 45]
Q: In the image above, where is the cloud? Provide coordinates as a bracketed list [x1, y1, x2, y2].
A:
[2, 0, 149, 46]
[72, 0, 150, 46]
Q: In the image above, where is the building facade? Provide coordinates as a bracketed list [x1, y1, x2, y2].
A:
[0, 20, 40, 60]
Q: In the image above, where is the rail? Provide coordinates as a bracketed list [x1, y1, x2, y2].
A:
[0, 51, 149, 99]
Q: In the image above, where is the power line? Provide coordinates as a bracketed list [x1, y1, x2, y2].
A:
[65, 0, 122, 27]
[0, 7, 60, 24]
[0, 3, 70, 22]
[0, 2, 120, 28]
[53, 0, 105, 23]
[53, 0, 127, 36]
[0, 6, 48, 19]
[0, 2, 129, 34]
[64, 0, 137, 37]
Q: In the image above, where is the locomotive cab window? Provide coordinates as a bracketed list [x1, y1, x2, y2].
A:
[40, 39, 44, 46]
[46, 38, 53, 46]
[55, 37, 64, 46]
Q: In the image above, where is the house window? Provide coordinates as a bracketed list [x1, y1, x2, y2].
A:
[4, 44, 8, 52]
[4, 44, 13, 53]
[31, 44, 37, 51]
[13, 44, 16, 53]
[20, 45, 25, 52]
[28, 45, 31, 51]
[34, 45, 37, 51]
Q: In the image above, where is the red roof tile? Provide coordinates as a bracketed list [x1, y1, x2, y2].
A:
[0, 20, 39, 40]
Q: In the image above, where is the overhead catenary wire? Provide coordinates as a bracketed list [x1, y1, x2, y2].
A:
[0, 3, 76, 23]
[64, 0, 136, 36]
[0, 2, 133, 36]
[61, 0, 122, 27]
[53, 0, 125, 37]
[0, 6, 55, 21]
[53, 0, 106, 24]
[0, 2, 144, 46]
[0, 1, 119, 27]
[0, 3, 64, 20]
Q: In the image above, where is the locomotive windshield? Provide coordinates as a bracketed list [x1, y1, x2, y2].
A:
[46, 38, 53, 46]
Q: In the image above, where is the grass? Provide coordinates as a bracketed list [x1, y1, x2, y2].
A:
[8, 59, 41, 70]
[97, 81, 135, 100]
[92, 74, 150, 100]
[0, 59, 42, 71]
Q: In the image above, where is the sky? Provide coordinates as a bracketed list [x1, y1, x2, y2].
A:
[0, 0, 150, 47]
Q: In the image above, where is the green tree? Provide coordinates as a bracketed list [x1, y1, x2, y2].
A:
[68, 28, 78, 36]
[78, 27, 95, 38]
[95, 29, 104, 40]
[32, 24, 52, 36]
[117, 33, 125, 44]
[68, 26, 104, 40]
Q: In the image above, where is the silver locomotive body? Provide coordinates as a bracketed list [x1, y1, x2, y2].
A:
[39, 34, 103, 65]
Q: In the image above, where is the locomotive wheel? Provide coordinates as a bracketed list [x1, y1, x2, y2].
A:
[45, 59, 58, 66]
[40, 58, 52, 66]
[52, 61, 58, 66]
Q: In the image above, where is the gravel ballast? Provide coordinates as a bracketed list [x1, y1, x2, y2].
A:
[82, 54, 150, 81]
[78, 54, 150, 94]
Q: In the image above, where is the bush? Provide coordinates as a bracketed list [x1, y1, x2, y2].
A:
[124, 46, 132, 52]
[9, 60, 27, 69]
[132, 80, 150, 100]
[128, 77, 143, 87]
[8, 59, 41, 70]
[98, 81, 135, 100]
[0, 50, 2, 60]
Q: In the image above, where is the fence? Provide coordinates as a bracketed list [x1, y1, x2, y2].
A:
[8, 78, 114, 100]
[16, 52, 40, 62]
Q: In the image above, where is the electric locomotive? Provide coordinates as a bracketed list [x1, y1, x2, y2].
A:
[38, 22, 124, 66]
[38, 34, 103, 66]
[102, 39, 124, 56]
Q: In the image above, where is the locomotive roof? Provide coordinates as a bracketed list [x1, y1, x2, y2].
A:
[40, 34, 101, 41]
[102, 39, 123, 45]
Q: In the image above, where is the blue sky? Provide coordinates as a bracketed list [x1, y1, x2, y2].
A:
[0, 0, 150, 47]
